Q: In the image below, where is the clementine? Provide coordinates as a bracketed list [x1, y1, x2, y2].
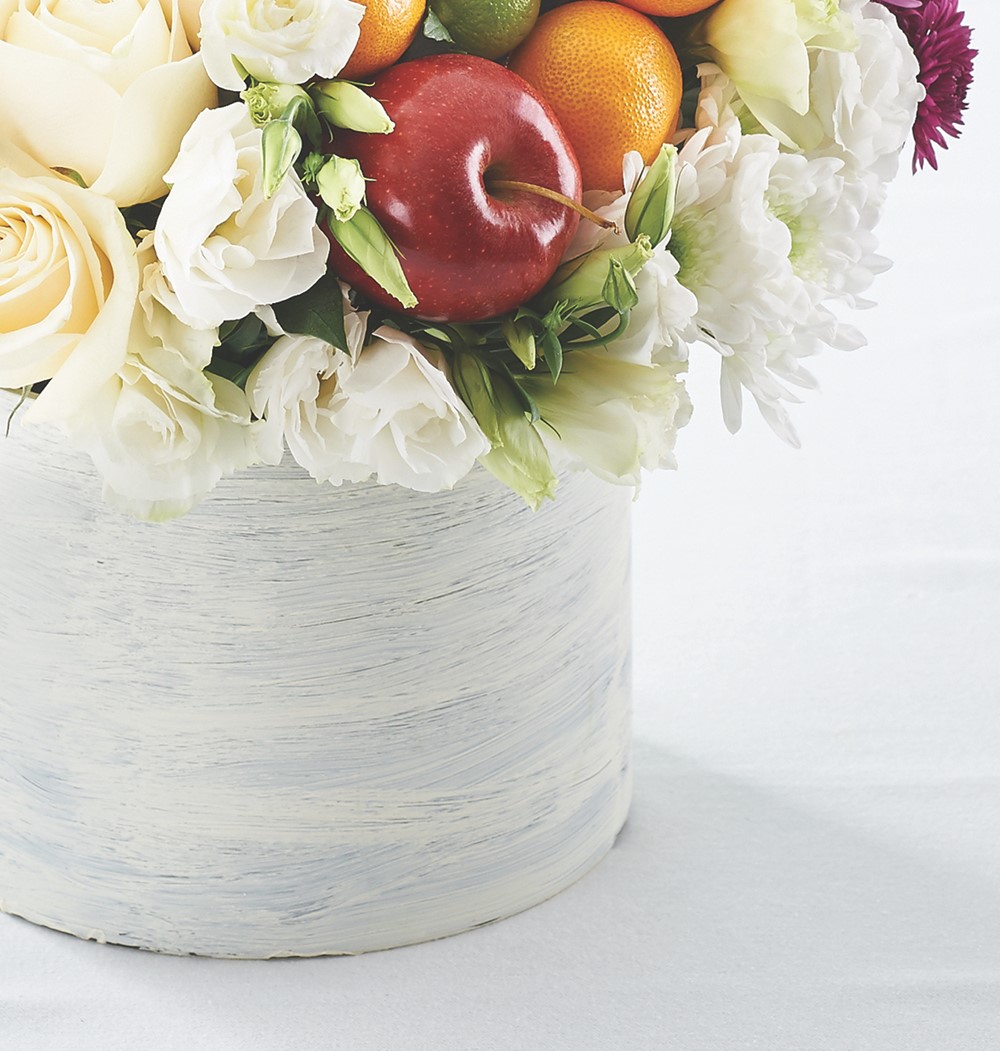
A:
[509, 1, 683, 191]
[340, 0, 427, 80]
[615, 0, 718, 16]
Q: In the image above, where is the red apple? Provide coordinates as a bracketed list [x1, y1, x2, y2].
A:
[325, 53, 582, 323]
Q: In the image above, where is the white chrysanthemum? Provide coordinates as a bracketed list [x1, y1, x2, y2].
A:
[250, 324, 489, 494]
[672, 62, 899, 441]
[199, 0, 364, 91]
[154, 104, 328, 331]
[61, 244, 259, 521]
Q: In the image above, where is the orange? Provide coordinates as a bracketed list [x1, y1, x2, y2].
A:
[509, 1, 683, 192]
[615, 0, 718, 16]
[340, 0, 427, 80]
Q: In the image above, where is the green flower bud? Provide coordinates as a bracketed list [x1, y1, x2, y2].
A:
[313, 81, 395, 135]
[535, 235, 654, 315]
[316, 155, 366, 222]
[624, 144, 677, 249]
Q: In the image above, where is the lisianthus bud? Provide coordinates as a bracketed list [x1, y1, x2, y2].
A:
[316, 155, 367, 222]
[313, 81, 395, 134]
[536, 236, 654, 315]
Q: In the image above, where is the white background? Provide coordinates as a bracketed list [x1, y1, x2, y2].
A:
[2, 4, 998, 1047]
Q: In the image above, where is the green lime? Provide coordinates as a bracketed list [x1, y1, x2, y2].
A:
[429, 0, 541, 60]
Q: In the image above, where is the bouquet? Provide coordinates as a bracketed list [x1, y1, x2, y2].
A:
[0, 0, 976, 520]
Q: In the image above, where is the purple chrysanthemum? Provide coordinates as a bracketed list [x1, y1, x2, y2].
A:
[877, 0, 977, 171]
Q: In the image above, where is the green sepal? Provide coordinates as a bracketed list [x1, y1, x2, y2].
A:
[624, 143, 678, 248]
[326, 206, 418, 310]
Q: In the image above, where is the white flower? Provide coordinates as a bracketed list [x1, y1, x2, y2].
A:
[154, 103, 328, 330]
[199, 0, 364, 91]
[0, 0, 216, 206]
[522, 352, 691, 487]
[247, 285, 368, 467]
[0, 144, 138, 423]
[690, 0, 856, 128]
[672, 88, 889, 443]
[807, 0, 923, 187]
[250, 324, 490, 494]
[61, 244, 259, 521]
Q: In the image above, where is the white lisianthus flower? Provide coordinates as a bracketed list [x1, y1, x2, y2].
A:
[247, 285, 369, 467]
[250, 325, 490, 494]
[0, 0, 216, 206]
[154, 103, 328, 330]
[199, 0, 364, 91]
[691, 0, 856, 140]
[522, 352, 691, 487]
[61, 244, 260, 521]
[0, 145, 138, 423]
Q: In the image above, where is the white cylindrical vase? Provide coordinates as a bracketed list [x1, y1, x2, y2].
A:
[0, 392, 632, 958]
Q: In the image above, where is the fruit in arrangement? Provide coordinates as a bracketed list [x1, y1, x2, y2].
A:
[429, 0, 541, 59]
[509, 0, 683, 191]
[326, 54, 583, 323]
[340, 0, 427, 79]
[614, 0, 719, 16]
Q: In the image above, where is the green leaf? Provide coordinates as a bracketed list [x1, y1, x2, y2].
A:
[261, 118, 303, 198]
[327, 206, 417, 310]
[218, 314, 268, 358]
[624, 143, 677, 248]
[273, 272, 349, 352]
[423, 8, 455, 42]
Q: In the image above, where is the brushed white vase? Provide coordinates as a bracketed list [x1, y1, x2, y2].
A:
[0, 391, 632, 958]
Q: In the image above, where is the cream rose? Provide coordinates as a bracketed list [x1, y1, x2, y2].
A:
[154, 103, 328, 330]
[199, 0, 364, 91]
[61, 244, 260, 521]
[0, 144, 138, 424]
[0, 0, 216, 206]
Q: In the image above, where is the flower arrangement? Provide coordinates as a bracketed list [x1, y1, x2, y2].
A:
[0, 0, 976, 520]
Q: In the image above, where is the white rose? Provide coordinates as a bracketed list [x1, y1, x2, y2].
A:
[522, 352, 692, 487]
[0, 0, 216, 207]
[0, 144, 138, 423]
[154, 103, 328, 330]
[199, 0, 364, 91]
[250, 325, 490, 494]
[61, 243, 260, 521]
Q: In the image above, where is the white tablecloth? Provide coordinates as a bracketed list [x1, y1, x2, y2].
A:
[3, 7, 998, 1047]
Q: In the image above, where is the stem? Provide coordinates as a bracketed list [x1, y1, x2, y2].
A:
[488, 179, 618, 232]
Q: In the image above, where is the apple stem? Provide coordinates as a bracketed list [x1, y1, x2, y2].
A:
[488, 179, 619, 232]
